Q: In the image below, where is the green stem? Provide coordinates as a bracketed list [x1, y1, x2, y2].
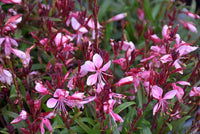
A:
[7, 57, 23, 110]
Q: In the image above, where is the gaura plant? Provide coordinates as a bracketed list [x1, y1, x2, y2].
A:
[0, 0, 199, 133]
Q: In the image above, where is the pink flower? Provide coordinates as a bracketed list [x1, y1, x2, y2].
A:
[54, 33, 72, 49]
[10, 110, 27, 124]
[35, 81, 50, 95]
[120, 41, 135, 60]
[103, 99, 124, 123]
[0, 65, 13, 85]
[152, 85, 177, 115]
[150, 34, 162, 44]
[46, 89, 95, 113]
[71, 17, 88, 45]
[82, 53, 111, 87]
[0, 36, 18, 56]
[4, 14, 22, 32]
[11, 45, 34, 68]
[1, 0, 22, 4]
[179, 20, 197, 33]
[172, 81, 190, 102]
[39, 112, 55, 134]
[112, 58, 127, 70]
[189, 87, 200, 97]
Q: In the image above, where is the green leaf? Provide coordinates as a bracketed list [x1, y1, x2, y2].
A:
[75, 119, 91, 133]
[71, 112, 82, 123]
[79, 117, 95, 126]
[136, 88, 143, 108]
[31, 64, 45, 70]
[171, 116, 191, 132]
[143, 0, 154, 24]
[98, 0, 113, 20]
[166, 122, 172, 131]
[142, 126, 152, 134]
[0, 130, 9, 134]
[114, 101, 135, 113]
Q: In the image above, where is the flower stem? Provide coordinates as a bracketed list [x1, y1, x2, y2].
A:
[7, 57, 23, 110]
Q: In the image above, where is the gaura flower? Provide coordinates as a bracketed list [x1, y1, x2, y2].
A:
[10, 110, 27, 124]
[152, 85, 177, 115]
[171, 81, 190, 102]
[39, 112, 55, 134]
[81, 53, 111, 87]
[103, 99, 124, 123]
[46, 89, 95, 113]
[35, 81, 50, 95]
[189, 87, 200, 97]
[1, 0, 22, 4]
[0, 65, 13, 85]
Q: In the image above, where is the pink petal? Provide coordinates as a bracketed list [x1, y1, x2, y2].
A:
[80, 64, 89, 77]
[10, 110, 27, 124]
[163, 90, 177, 100]
[177, 45, 198, 56]
[10, 38, 18, 47]
[53, 89, 69, 98]
[84, 61, 96, 72]
[160, 54, 172, 63]
[40, 121, 45, 134]
[189, 87, 200, 97]
[43, 118, 53, 133]
[172, 84, 184, 102]
[108, 13, 127, 22]
[35, 81, 48, 94]
[71, 17, 80, 30]
[162, 25, 170, 39]
[101, 61, 111, 71]
[71, 92, 84, 99]
[0, 38, 5, 46]
[86, 73, 98, 86]
[79, 96, 96, 105]
[115, 76, 133, 86]
[79, 27, 88, 33]
[110, 112, 124, 123]
[176, 81, 190, 86]
[93, 54, 103, 69]
[46, 98, 58, 108]
[11, 49, 26, 59]
[42, 111, 55, 119]
[150, 34, 162, 44]
[153, 103, 160, 115]
[152, 85, 163, 100]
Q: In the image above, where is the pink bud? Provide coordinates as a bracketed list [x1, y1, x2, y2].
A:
[179, 20, 197, 33]
[115, 76, 133, 86]
[11, 110, 27, 124]
[150, 34, 162, 44]
[184, 11, 200, 19]
[137, 9, 144, 21]
[107, 13, 127, 23]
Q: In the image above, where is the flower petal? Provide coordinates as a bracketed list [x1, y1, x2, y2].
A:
[101, 61, 111, 71]
[71, 17, 80, 30]
[84, 61, 96, 72]
[153, 103, 160, 115]
[163, 90, 177, 100]
[86, 73, 98, 86]
[35, 81, 48, 94]
[152, 85, 163, 100]
[46, 98, 57, 108]
[93, 54, 103, 69]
